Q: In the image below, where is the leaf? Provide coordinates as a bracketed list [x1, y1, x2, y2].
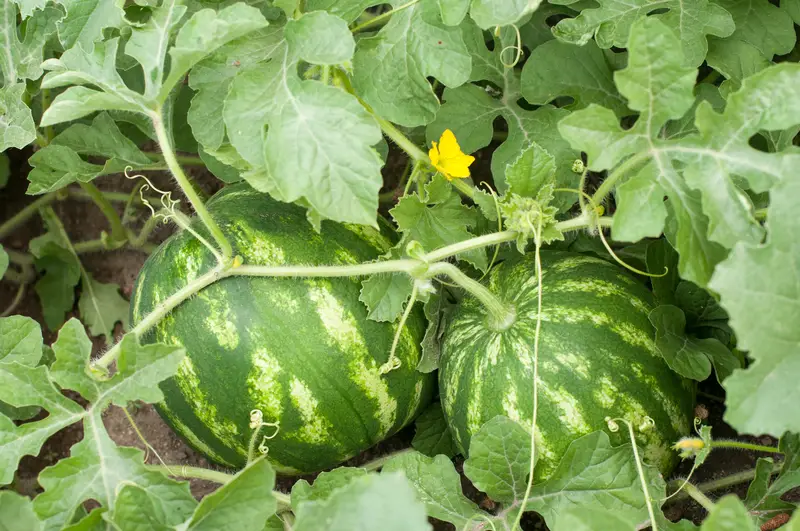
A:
[27, 145, 104, 195]
[0, 84, 36, 151]
[78, 275, 130, 344]
[707, 0, 795, 64]
[391, 174, 486, 271]
[294, 473, 431, 531]
[469, 0, 541, 28]
[646, 239, 680, 306]
[504, 142, 556, 199]
[62, 509, 107, 531]
[352, 0, 471, 127]
[558, 18, 729, 288]
[743, 433, 800, 523]
[106, 483, 186, 531]
[463, 416, 531, 503]
[32, 239, 81, 331]
[52, 113, 152, 166]
[710, 173, 800, 436]
[0, 316, 42, 366]
[558, 508, 637, 531]
[411, 402, 459, 458]
[0, 245, 6, 279]
[439, 0, 470, 25]
[185, 459, 277, 531]
[520, 40, 627, 115]
[56, 0, 125, 50]
[552, 0, 735, 66]
[0, 362, 85, 485]
[188, 26, 285, 151]
[701, 495, 758, 530]
[291, 468, 369, 510]
[427, 24, 578, 209]
[303, 0, 381, 22]
[649, 305, 713, 380]
[0, 491, 41, 531]
[524, 431, 666, 531]
[706, 40, 771, 86]
[0, 2, 59, 84]
[158, 3, 269, 103]
[51, 318, 100, 402]
[285, 11, 354, 65]
[786, 0, 800, 23]
[417, 290, 455, 373]
[383, 452, 483, 528]
[359, 270, 414, 322]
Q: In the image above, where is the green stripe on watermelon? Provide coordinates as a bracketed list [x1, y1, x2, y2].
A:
[439, 251, 694, 481]
[131, 184, 434, 474]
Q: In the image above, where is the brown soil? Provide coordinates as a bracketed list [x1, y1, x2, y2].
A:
[0, 144, 795, 530]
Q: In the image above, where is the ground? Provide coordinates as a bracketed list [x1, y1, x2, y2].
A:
[0, 144, 795, 530]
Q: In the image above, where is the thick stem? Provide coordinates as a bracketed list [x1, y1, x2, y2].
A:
[93, 264, 227, 370]
[1, 284, 25, 317]
[0, 194, 60, 240]
[430, 262, 515, 330]
[682, 482, 716, 513]
[152, 112, 232, 262]
[591, 152, 650, 205]
[360, 448, 414, 471]
[627, 421, 660, 530]
[375, 116, 429, 163]
[145, 152, 205, 167]
[711, 440, 783, 454]
[450, 177, 476, 199]
[5, 249, 33, 266]
[350, 0, 420, 32]
[666, 463, 782, 505]
[233, 259, 418, 279]
[78, 182, 127, 244]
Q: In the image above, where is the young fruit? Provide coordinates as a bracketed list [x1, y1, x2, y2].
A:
[439, 251, 694, 480]
[131, 184, 434, 474]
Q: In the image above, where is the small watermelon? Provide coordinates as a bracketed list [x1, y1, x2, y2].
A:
[131, 184, 434, 474]
[439, 251, 694, 480]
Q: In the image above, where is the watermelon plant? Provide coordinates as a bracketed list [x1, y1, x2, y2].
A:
[0, 0, 799, 529]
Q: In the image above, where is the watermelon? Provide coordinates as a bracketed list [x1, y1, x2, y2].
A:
[439, 251, 694, 480]
[131, 184, 435, 474]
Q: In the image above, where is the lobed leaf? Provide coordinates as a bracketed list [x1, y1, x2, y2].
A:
[56, 0, 124, 51]
[0, 491, 41, 531]
[411, 402, 459, 458]
[78, 275, 130, 344]
[284, 10, 355, 65]
[291, 467, 368, 511]
[469, 0, 541, 29]
[0, 84, 37, 151]
[700, 495, 758, 530]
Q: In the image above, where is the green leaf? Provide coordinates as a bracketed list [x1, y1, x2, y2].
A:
[198, 147, 241, 183]
[359, 270, 414, 322]
[524, 431, 666, 530]
[710, 171, 800, 436]
[708, 0, 795, 63]
[417, 289, 455, 373]
[158, 3, 269, 102]
[743, 433, 800, 523]
[291, 467, 368, 510]
[706, 40, 771, 86]
[786, 0, 800, 23]
[352, 0, 471, 126]
[700, 495, 758, 530]
[51, 318, 100, 402]
[0, 84, 36, 151]
[383, 451, 483, 528]
[391, 174, 486, 271]
[0, 316, 42, 366]
[558, 508, 637, 531]
[469, 0, 541, 28]
[62, 509, 107, 531]
[32, 239, 81, 330]
[0, 2, 59, 84]
[521, 40, 627, 115]
[411, 402, 459, 458]
[188, 26, 285, 151]
[0, 491, 41, 531]
[78, 275, 130, 344]
[439, 0, 470, 25]
[0, 246, 6, 279]
[285, 11, 354, 65]
[106, 483, 187, 531]
[27, 145, 104, 195]
[463, 416, 531, 503]
[504, 142, 556, 199]
[427, 24, 578, 209]
[552, 0, 734, 66]
[294, 472, 431, 531]
[646, 239, 680, 306]
[56, 0, 125, 50]
[303, 0, 380, 22]
[185, 459, 277, 531]
[0, 362, 85, 485]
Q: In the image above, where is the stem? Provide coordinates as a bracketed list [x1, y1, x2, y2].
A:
[360, 448, 414, 472]
[666, 463, 782, 505]
[754, 208, 767, 221]
[152, 111, 232, 262]
[627, 421, 660, 530]
[233, 259, 418, 279]
[682, 482, 716, 513]
[0, 194, 60, 240]
[144, 464, 234, 484]
[424, 231, 516, 262]
[92, 264, 227, 370]
[450, 177, 475, 199]
[430, 262, 515, 330]
[350, 0, 420, 32]
[72, 239, 108, 254]
[711, 440, 783, 454]
[374, 116, 429, 163]
[71, 188, 134, 204]
[78, 182, 126, 244]
[145, 152, 205, 167]
[1, 284, 25, 317]
[5, 249, 33, 266]
[321, 65, 331, 85]
[591, 151, 650, 205]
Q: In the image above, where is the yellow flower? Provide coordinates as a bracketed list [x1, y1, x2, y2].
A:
[429, 129, 475, 180]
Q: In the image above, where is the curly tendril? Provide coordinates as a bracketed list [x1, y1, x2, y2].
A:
[124, 166, 180, 224]
[497, 24, 523, 68]
[248, 409, 280, 461]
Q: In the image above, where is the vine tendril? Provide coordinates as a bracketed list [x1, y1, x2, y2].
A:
[498, 24, 523, 68]
[124, 166, 180, 224]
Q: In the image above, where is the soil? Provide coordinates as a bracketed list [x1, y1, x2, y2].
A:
[1, 144, 796, 530]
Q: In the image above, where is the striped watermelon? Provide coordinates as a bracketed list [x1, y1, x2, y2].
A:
[131, 184, 434, 474]
[439, 251, 694, 480]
